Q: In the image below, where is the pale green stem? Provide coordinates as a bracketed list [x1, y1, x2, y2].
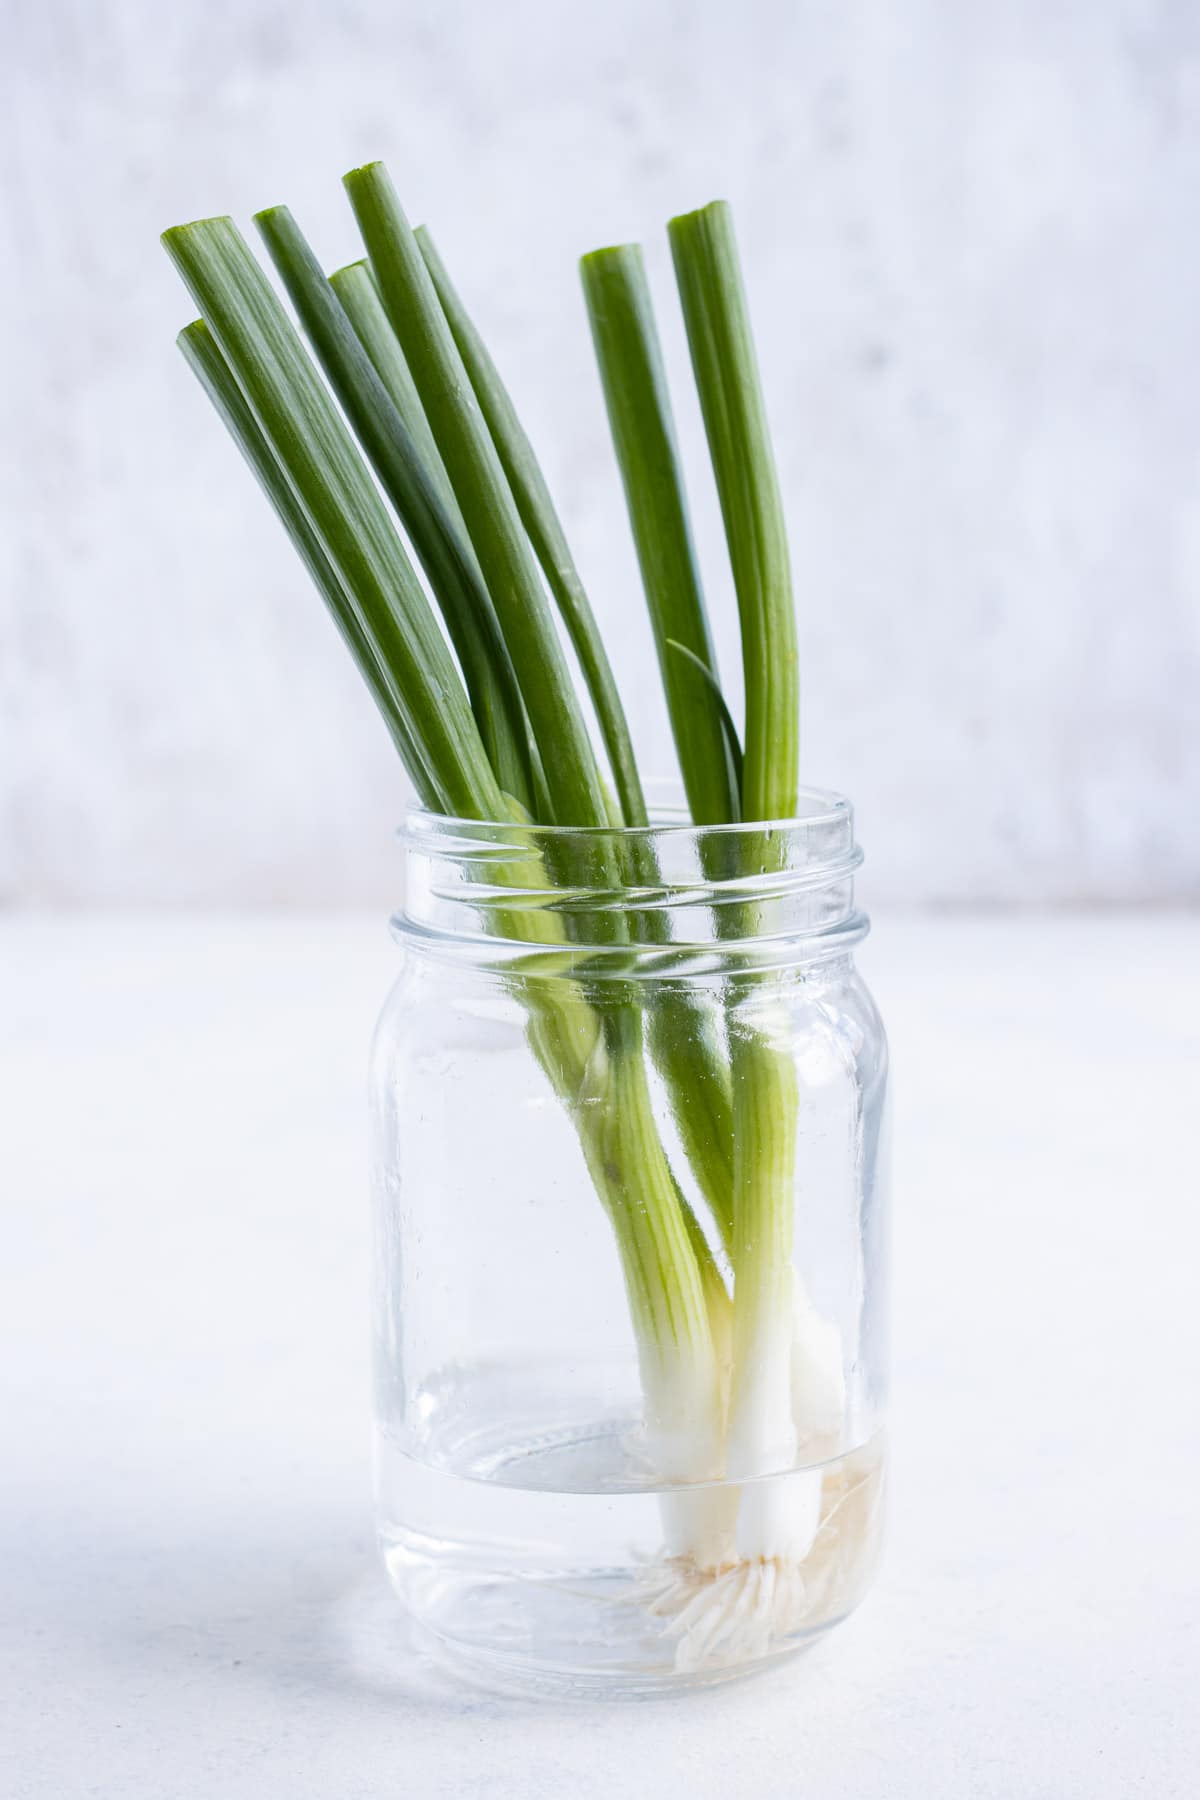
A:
[670, 202, 811, 1562]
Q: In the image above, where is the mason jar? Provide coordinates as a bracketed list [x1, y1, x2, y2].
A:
[369, 789, 889, 1696]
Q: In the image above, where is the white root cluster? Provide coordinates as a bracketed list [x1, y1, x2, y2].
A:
[637, 1436, 881, 1673]
[643, 1467, 879, 1670]
[638, 1274, 872, 1672]
[641, 1552, 814, 1671]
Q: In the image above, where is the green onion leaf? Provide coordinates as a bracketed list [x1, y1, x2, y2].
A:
[160, 214, 502, 820]
[668, 200, 798, 821]
[665, 637, 744, 796]
[580, 242, 740, 827]
[416, 226, 648, 831]
[254, 204, 535, 810]
[343, 160, 610, 830]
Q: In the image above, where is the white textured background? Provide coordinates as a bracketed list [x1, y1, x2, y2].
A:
[3, 0, 1198, 905]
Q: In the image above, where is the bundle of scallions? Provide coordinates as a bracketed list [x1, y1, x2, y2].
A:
[163, 163, 845, 1666]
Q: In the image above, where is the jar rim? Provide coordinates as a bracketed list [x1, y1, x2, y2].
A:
[394, 781, 866, 972]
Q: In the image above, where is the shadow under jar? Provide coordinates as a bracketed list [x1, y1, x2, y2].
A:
[370, 789, 889, 1696]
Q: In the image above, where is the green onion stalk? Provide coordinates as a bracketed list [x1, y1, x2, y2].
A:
[162, 166, 843, 1663]
[668, 202, 847, 1562]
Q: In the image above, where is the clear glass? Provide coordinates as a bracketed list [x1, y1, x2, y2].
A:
[370, 790, 889, 1696]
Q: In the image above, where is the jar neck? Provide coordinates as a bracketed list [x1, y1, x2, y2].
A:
[395, 790, 868, 975]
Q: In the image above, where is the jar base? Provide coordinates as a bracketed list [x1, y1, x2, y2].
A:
[401, 1601, 844, 1700]
[379, 1429, 885, 1695]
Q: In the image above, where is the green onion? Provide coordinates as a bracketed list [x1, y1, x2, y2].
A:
[668, 200, 797, 821]
[670, 200, 804, 1558]
[162, 165, 831, 1661]
[580, 243, 740, 827]
[416, 226, 647, 831]
[254, 204, 535, 810]
[162, 214, 501, 821]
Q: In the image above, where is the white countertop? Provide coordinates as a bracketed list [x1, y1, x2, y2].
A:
[3, 912, 1197, 1798]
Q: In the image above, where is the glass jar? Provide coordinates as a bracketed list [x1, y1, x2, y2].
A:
[369, 790, 889, 1696]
